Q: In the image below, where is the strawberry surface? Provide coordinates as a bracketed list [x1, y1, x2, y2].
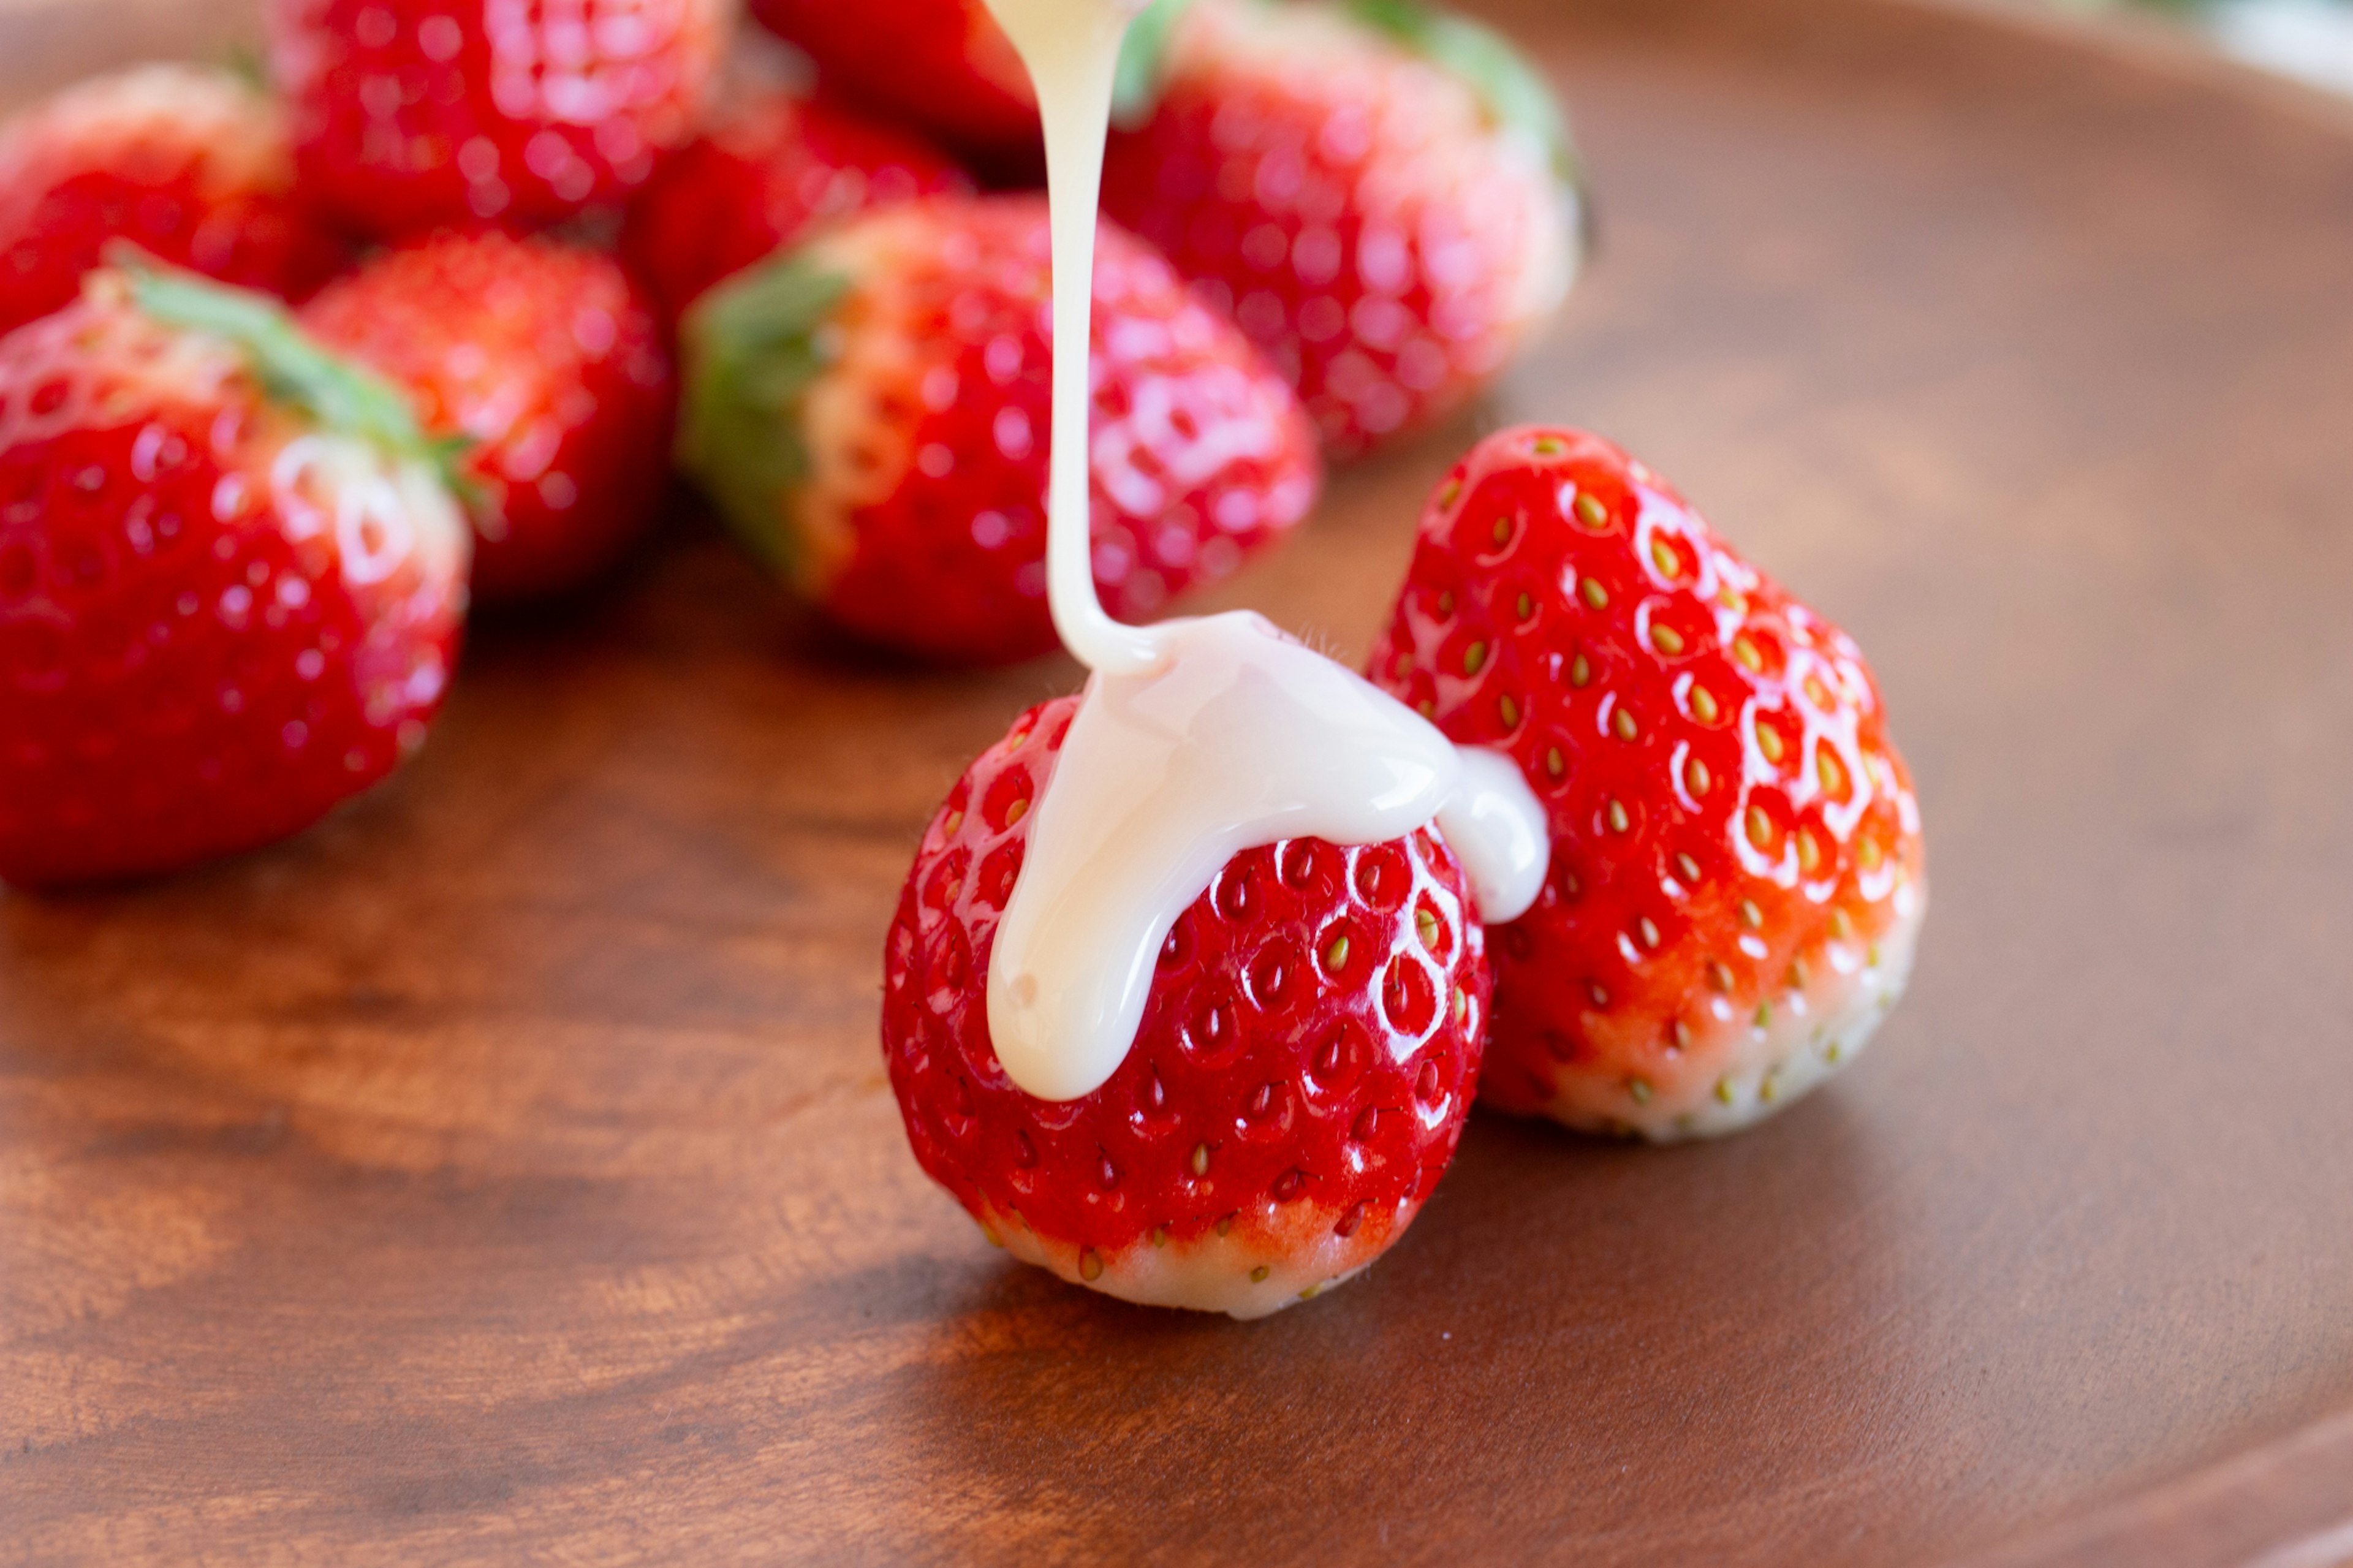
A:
[745, 0, 1039, 160]
[267, 0, 727, 239]
[884, 695, 1491, 1316]
[1102, 0, 1582, 456]
[302, 230, 674, 602]
[679, 195, 1320, 665]
[1370, 428, 1927, 1138]
[0, 64, 345, 336]
[621, 85, 969, 325]
[0, 270, 469, 887]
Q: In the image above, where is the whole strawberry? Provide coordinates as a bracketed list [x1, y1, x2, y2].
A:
[679, 195, 1321, 665]
[885, 695, 1491, 1315]
[0, 265, 469, 888]
[302, 230, 673, 602]
[0, 64, 346, 336]
[1370, 428, 1926, 1138]
[1102, 0, 1582, 457]
[745, 0, 1038, 160]
[621, 85, 969, 325]
[267, 0, 728, 239]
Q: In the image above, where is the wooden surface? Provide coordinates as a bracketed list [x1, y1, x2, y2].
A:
[8, 0, 2353, 1562]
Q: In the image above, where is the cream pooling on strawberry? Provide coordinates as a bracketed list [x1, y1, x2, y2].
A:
[977, 0, 1550, 1105]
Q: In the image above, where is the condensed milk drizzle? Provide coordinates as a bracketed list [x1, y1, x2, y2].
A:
[979, 0, 1552, 1103]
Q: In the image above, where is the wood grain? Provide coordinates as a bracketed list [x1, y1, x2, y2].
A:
[7, 0, 2353, 1561]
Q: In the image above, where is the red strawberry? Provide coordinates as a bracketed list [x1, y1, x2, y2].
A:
[745, 0, 1038, 160]
[267, 0, 728, 240]
[678, 194, 1320, 665]
[301, 230, 674, 602]
[0, 264, 469, 888]
[620, 84, 969, 325]
[0, 64, 347, 336]
[743, 0, 1199, 169]
[885, 694, 1492, 1315]
[1102, 0, 1583, 457]
[1369, 428, 1927, 1138]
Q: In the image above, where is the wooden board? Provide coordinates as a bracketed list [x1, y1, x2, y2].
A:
[8, 0, 2353, 1561]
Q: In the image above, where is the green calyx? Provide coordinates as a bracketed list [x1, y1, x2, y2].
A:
[676, 251, 852, 581]
[115, 248, 473, 499]
[1112, 0, 1201, 127]
[1340, 0, 1584, 191]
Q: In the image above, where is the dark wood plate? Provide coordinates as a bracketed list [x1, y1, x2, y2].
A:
[7, 1, 2353, 1561]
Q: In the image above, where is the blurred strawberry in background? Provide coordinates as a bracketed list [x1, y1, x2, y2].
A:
[1103, 0, 1583, 456]
[303, 229, 675, 600]
[678, 194, 1321, 665]
[742, 0, 1202, 172]
[0, 0, 1590, 882]
[744, 0, 1041, 161]
[267, 0, 729, 238]
[0, 64, 346, 335]
[623, 84, 971, 327]
[0, 264, 469, 887]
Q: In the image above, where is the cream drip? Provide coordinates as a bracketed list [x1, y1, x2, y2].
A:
[979, 0, 1551, 1102]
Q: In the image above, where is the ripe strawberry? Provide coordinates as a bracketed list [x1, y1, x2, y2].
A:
[0, 64, 346, 336]
[743, 0, 1197, 169]
[745, 0, 1038, 160]
[1102, 0, 1583, 457]
[885, 694, 1491, 1316]
[301, 230, 673, 602]
[267, 0, 728, 240]
[678, 195, 1320, 665]
[620, 84, 969, 325]
[1369, 428, 1927, 1139]
[0, 264, 469, 888]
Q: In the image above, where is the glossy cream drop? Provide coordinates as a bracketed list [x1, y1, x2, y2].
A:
[980, 0, 1552, 1102]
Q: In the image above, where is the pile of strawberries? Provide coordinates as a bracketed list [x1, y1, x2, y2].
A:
[0, 0, 1582, 885]
[0, 1, 1925, 1316]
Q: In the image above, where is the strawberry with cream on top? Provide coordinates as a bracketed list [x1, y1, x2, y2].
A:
[884, 694, 1493, 1316]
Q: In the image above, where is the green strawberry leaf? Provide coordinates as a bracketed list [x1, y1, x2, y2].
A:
[676, 252, 852, 581]
[1112, 0, 1200, 127]
[112, 245, 479, 504]
[1340, 0, 1583, 189]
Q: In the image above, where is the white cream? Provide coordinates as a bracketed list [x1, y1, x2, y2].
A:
[980, 0, 1551, 1103]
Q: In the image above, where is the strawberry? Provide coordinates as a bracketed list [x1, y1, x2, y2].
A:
[301, 230, 673, 602]
[0, 64, 346, 337]
[884, 694, 1491, 1316]
[678, 194, 1320, 665]
[0, 263, 469, 888]
[266, 0, 729, 240]
[1102, 0, 1583, 457]
[745, 0, 1038, 160]
[743, 0, 1197, 169]
[620, 83, 969, 325]
[1368, 428, 1927, 1139]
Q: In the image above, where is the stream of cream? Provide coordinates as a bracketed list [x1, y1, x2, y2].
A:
[979, 0, 1550, 1102]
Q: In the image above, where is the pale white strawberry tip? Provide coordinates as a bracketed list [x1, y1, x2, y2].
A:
[974, 1199, 1404, 1319]
[1548, 875, 1929, 1143]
